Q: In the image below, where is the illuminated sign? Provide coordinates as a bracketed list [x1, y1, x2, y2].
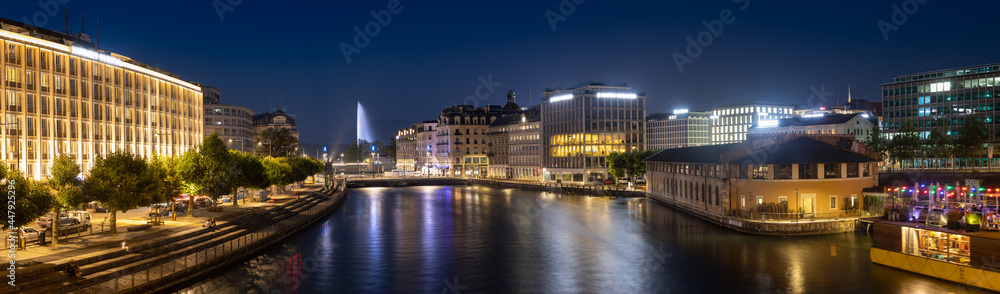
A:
[596, 92, 638, 99]
[759, 120, 779, 128]
[550, 94, 574, 102]
[674, 109, 689, 114]
[71, 46, 123, 67]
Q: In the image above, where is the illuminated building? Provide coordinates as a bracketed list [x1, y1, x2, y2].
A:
[540, 81, 645, 183]
[710, 103, 794, 144]
[487, 105, 539, 180]
[395, 120, 437, 174]
[0, 17, 203, 179]
[202, 86, 253, 153]
[646, 110, 710, 150]
[433, 90, 520, 177]
[252, 108, 299, 140]
[881, 64, 1000, 141]
[645, 135, 879, 225]
[748, 113, 875, 142]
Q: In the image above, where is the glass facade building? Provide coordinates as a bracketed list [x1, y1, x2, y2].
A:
[540, 81, 645, 183]
[881, 64, 1000, 141]
[710, 104, 794, 144]
[646, 110, 710, 150]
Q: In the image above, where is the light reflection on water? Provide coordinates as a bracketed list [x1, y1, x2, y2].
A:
[177, 186, 978, 294]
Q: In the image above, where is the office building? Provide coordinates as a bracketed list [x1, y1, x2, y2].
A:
[201, 86, 253, 153]
[540, 81, 645, 183]
[1, 17, 203, 179]
[748, 113, 876, 142]
[395, 120, 437, 174]
[881, 63, 1000, 141]
[646, 110, 710, 150]
[710, 103, 794, 144]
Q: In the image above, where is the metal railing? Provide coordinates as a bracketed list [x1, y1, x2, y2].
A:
[76, 184, 345, 293]
[729, 209, 870, 222]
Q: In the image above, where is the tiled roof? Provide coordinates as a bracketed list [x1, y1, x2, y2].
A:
[729, 137, 877, 164]
[644, 144, 739, 163]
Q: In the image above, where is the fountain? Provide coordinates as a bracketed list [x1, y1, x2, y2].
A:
[356, 101, 375, 143]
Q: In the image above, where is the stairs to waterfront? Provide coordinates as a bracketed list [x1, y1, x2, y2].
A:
[14, 192, 331, 294]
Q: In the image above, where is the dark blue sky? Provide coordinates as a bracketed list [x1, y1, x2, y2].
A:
[7, 0, 998, 146]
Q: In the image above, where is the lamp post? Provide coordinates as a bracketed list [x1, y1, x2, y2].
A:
[795, 188, 800, 217]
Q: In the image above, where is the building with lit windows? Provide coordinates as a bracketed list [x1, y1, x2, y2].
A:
[202, 88, 253, 153]
[881, 64, 1000, 141]
[646, 110, 710, 150]
[252, 108, 299, 140]
[748, 113, 876, 142]
[645, 135, 879, 231]
[710, 103, 794, 144]
[540, 81, 645, 183]
[487, 105, 539, 180]
[434, 92, 520, 177]
[395, 120, 437, 174]
[0, 17, 203, 180]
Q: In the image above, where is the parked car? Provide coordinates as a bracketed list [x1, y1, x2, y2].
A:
[588, 179, 604, 185]
[618, 178, 631, 184]
[37, 212, 68, 228]
[195, 197, 214, 208]
[635, 177, 646, 184]
[15, 227, 40, 243]
[603, 179, 615, 185]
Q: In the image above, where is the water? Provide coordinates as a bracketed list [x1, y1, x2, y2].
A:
[177, 186, 978, 294]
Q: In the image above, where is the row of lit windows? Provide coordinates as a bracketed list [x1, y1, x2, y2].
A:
[884, 77, 1000, 97]
[713, 106, 792, 116]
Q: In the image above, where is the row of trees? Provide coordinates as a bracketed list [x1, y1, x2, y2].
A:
[864, 116, 989, 164]
[1, 133, 325, 241]
[607, 149, 660, 181]
[343, 139, 395, 163]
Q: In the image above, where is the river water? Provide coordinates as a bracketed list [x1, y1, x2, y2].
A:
[176, 186, 977, 294]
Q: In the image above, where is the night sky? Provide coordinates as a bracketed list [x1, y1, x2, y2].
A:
[6, 0, 999, 146]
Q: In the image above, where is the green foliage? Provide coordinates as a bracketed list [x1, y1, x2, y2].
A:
[888, 119, 920, 163]
[228, 150, 270, 204]
[607, 149, 660, 180]
[287, 156, 325, 183]
[344, 139, 372, 163]
[179, 133, 236, 209]
[253, 127, 299, 157]
[83, 151, 161, 233]
[925, 128, 952, 158]
[862, 125, 889, 161]
[47, 154, 86, 244]
[262, 157, 295, 187]
[955, 115, 988, 159]
[150, 155, 183, 205]
[0, 167, 55, 229]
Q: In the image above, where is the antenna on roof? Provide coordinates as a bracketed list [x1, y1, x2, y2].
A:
[65, 6, 69, 34]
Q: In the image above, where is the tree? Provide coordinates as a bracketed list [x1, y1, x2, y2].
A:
[888, 119, 920, 165]
[151, 155, 184, 218]
[228, 150, 269, 206]
[0, 167, 55, 230]
[344, 139, 372, 163]
[84, 152, 160, 234]
[47, 154, 86, 245]
[178, 133, 235, 212]
[955, 115, 988, 160]
[253, 127, 299, 157]
[607, 150, 659, 181]
[607, 152, 625, 179]
[262, 156, 295, 193]
[863, 125, 889, 161]
[925, 128, 952, 158]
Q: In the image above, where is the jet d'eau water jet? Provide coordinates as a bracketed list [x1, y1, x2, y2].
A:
[357, 101, 375, 143]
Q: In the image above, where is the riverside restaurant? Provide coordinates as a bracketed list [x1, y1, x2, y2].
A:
[870, 187, 1000, 291]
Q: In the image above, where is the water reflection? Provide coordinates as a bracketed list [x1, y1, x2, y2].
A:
[178, 186, 979, 294]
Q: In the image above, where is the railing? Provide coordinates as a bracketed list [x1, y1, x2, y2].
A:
[78, 185, 345, 293]
[729, 209, 870, 222]
[880, 158, 1000, 172]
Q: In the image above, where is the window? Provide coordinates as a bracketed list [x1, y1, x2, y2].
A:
[752, 164, 768, 179]
[901, 227, 970, 265]
[756, 196, 764, 207]
[846, 163, 859, 178]
[774, 164, 792, 179]
[830, 196, 838, 210]
[863, 163, 871, 177]
[824, 163, 841, 178]
[798, 164, 817, 179]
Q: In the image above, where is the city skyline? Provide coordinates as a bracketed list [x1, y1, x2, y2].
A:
[6, 1, 1000, 145]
